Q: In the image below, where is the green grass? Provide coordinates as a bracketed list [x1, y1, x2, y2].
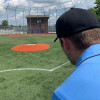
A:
[0, 35, 75, 100]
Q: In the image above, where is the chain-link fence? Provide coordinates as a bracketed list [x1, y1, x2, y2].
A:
[0, 0, 74, 34]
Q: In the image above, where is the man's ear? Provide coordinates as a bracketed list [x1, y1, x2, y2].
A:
[61, 38, 69, 49]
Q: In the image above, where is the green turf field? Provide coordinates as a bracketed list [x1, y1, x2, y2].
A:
[0, 35, 75, 100]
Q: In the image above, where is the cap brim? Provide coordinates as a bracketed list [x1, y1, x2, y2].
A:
[54, 37, 58, 42]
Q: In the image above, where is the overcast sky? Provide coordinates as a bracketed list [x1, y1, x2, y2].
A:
[0, 0, 96, 26]
[1, 0, 96, 8]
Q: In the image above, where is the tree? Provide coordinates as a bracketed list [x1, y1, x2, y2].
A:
[2, 20, 8, 27]
[95, 0, 100, 9]
[89, 8, 96, 15]
[89, 0, 100, 22]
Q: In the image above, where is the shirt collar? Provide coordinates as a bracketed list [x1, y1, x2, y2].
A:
[76, 44, 100, 66]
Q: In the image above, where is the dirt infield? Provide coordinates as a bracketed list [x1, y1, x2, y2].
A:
[11, 44, 50, 52]
[0, 34, 56, 38]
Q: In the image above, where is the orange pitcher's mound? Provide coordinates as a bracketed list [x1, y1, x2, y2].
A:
[11, 44, 50, 52]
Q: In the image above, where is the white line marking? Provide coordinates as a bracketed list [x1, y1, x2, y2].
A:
[0, 61, 70, 73]
[49, 61, 70, 71]
[0, 68, 50, 73]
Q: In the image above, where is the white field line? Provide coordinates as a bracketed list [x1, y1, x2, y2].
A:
[0, 68, 50, 73]
[0, 61, 70, 73]
[49, 61, 70, 71]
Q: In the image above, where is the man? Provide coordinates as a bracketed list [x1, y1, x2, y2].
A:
[52, 8, 100, 100]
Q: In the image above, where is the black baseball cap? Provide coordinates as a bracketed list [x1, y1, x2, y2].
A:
[54, 8, 100, 42]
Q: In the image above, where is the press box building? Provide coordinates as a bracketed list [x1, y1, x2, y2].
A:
[26, 15, 49, 33]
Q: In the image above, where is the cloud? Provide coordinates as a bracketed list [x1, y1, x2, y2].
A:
[4, 0, 28, 7]
[6, 0, 19, 5]
[4, 0, 96, 11]
[0, 0, 4, 3]
[2, 0, 96, 9]
[74, 0, 96, 9]
[0, 0, 4, 10]
[28, 0, 60, 5]
[27, 0, 95, 9]
[0, 0, 96, 26]
[26, 0, 73, 9]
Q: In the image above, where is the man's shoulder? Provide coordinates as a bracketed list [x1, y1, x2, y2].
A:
[52, 63, 100, 100]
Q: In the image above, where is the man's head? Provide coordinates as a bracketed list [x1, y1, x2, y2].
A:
[54, 8, 100, 65]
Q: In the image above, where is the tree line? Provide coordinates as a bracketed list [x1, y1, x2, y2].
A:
[0, 20, 23, 29]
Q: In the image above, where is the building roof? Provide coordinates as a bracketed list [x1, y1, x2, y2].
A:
[26, 15, 49, 18]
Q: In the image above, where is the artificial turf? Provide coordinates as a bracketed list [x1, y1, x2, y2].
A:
[0, 35, 75, 100]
